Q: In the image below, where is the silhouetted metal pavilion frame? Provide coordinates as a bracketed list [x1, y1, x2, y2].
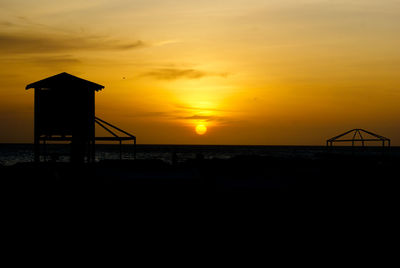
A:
[94, 117, 136, 160]
[326, 129, 390, 147]
[38, 117, 137, 160]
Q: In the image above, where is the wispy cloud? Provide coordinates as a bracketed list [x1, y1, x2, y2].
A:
[178, 114, 220, 121]
[0, 20, 15, 27]
[141, 68, 229, 80]
[176, 114, 240, 125]
[28, 55, 82, 65]
[153, 40, 180, 47]
[129, 111, 171, 118]
[128, 110, 234, 124]
[174, 104, 230, 113]
[114, 40, 149, 50]
[0, 33, 151, 54]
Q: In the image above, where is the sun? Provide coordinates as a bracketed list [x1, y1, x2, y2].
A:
[195, 124, 207, 135]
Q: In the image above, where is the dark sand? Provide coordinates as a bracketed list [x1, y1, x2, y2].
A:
[2, 152, 397, 245]
[1, 152, 398, 197]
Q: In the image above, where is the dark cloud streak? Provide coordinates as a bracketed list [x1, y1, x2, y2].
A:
[178, 115, 218, 121]
[116, 40, 148, 50]
[141, 68, 229, 80]
[0, 33, 150, 54]
[127, 110, 234, 124]
[28, 55, 82, 65]
[174, 104, 230, 112]
[0, 21, 15, 27]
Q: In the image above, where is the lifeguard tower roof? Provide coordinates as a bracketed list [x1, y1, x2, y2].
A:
[25, 72, 104, 91]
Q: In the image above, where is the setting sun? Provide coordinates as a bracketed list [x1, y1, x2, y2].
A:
[195, 124, 207, 135]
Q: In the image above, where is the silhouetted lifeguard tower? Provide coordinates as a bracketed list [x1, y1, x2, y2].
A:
[26, 72, 136, 163]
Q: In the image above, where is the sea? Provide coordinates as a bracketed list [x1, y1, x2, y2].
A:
[0, 143, 396, 166]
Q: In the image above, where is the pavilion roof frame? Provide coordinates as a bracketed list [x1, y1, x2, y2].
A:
[326, 129, 390, 147]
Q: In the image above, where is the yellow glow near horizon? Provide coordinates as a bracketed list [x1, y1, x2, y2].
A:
[195, 124, 207, 135]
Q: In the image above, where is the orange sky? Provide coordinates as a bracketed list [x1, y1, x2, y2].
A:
[1, 0, 399, 145]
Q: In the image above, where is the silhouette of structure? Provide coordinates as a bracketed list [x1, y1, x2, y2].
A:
[326, 129, 390, 147]
[26, 72, 136, 163]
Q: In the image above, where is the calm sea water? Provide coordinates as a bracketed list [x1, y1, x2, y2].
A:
[0, 143, 395, 166]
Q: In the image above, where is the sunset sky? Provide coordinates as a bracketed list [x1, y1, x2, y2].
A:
[1, 0, 399, 145]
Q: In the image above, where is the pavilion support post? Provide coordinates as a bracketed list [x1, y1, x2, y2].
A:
[119, 140, 122, 160]
[91, 88, 95, 163]
[34, 137, 40, 163]
[43, 139, 47, 162]
[92, 139, 96, 163]
[134, 139, 136, 159]
[34, 89, 40, 163]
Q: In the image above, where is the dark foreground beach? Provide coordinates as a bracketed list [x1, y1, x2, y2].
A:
[2, 148, 398, 243]
[1, 147, 398, 199]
